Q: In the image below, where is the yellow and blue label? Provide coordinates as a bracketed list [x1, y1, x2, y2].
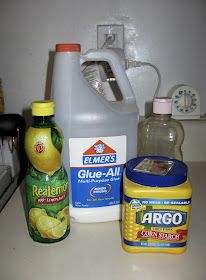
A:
[123, 196, 191, 249]
[69, 136, 126, 208]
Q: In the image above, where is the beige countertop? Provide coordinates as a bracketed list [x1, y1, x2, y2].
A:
[0, 162, 206, 280]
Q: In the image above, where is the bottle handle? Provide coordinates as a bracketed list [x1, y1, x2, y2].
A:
[80, 49, 136, 105]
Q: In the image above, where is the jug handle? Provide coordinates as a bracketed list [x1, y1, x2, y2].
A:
[80, 49, 136, 105]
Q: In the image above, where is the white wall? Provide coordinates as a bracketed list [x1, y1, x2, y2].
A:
[0, 0, 206, 116]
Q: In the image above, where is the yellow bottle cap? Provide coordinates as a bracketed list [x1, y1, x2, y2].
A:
[31, 100, 55, 116]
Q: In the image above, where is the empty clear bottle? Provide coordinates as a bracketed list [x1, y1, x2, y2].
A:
[138, 97, 184, 160]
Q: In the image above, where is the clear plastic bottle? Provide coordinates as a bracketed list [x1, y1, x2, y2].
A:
[138, 97, 184, 160]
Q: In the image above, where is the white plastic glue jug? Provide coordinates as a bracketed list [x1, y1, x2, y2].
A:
[52, 43, 139, 223]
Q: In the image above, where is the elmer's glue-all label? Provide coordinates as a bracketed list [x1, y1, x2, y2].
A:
[122, 156, 192, 254]
[69, 136, 126, 218]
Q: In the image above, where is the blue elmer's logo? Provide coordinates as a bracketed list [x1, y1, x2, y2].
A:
[83, 140, 117, 165]
[137, 209, 187, 227]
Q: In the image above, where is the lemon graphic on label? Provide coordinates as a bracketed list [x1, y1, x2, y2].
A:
[57, 206, 70, 226]
[36, 215, 61, 238]
[46, 219, 67, 239]
[25, 127, 62, 176]
[29, 208, 47, 229]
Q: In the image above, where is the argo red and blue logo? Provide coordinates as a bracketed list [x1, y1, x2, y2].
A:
[82, 140, 117, 165]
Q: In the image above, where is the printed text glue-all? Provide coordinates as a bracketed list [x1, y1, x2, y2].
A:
[52, 44, 139, 223]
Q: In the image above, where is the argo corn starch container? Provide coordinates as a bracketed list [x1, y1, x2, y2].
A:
[122, 156, 192, 254]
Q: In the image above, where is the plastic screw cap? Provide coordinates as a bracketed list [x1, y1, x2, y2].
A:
[153, 97, 172, 114]
[32, 100, 55, 116]
[56, 44, 81, 52]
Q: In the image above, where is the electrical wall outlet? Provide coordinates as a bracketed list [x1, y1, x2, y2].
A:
[97, 24, 124, 49]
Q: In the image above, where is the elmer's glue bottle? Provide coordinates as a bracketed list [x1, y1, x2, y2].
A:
[52, 44, 139, 222]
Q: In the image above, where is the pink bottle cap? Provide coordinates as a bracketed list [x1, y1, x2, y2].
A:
[153, 97, 172, 114]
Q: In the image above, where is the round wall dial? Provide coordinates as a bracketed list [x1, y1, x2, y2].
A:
[169, 85, 200, 119]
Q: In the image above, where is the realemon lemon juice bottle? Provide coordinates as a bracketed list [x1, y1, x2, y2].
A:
[25, 100, 70, 243]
